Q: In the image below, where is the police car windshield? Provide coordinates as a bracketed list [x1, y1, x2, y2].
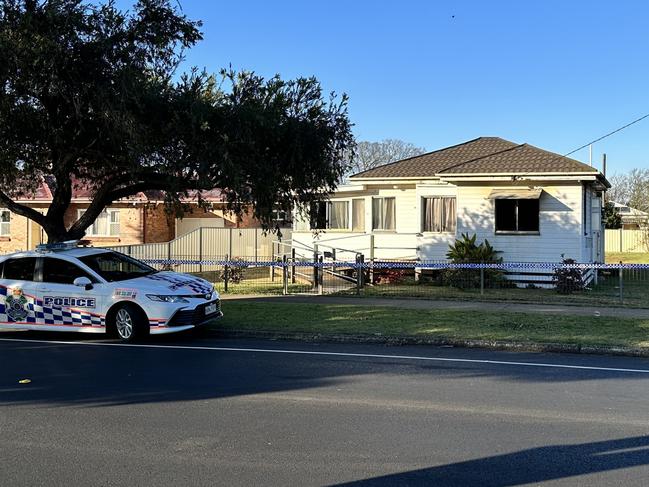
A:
[79, 251, 158, 282]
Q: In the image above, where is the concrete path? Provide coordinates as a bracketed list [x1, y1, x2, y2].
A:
[222, 294, 649, 319]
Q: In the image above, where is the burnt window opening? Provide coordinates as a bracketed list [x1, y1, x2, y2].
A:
[495, 199, 539, 232]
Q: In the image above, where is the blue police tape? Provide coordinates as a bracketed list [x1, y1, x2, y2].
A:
[140, 258, 649, 271]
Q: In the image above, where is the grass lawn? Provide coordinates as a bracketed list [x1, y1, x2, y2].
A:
[214, 301, 649, 349]
[606, 252, 649, 264]
[339, 271, 648, 308]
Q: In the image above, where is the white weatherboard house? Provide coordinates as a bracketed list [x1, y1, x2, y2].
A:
[292, 137, 610, 266]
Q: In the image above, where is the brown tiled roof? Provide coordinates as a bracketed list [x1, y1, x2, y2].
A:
[350, 137, 598, 179]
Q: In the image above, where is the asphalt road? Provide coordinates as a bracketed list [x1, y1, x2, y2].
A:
[2, 332, 649, 486]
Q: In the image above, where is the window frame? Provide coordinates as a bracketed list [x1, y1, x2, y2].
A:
[372, 197, 396, 231]
[421, 196, 457, 234]
[78, 208, 120, 237]
[494, 198, 540, 234]
[0, 209, 10, 236]
[351, 198, 365, 232]
[326, 200, 350, 230]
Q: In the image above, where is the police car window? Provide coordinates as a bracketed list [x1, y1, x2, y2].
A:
[42, 258, 94, 285]
[79, 252, 157, 282]
[3, 257, 37, 281]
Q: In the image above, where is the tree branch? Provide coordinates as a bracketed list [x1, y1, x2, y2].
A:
[66, 175, 205, 238]
[0, 191, 47, 227]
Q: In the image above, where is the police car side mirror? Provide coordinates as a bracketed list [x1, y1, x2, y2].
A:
[73, 277, 93, 291]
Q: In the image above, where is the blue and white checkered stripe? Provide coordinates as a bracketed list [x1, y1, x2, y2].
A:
[141, 258, 649, 271]
[0, 285, 104, 327]
[144, 273, 212, 294]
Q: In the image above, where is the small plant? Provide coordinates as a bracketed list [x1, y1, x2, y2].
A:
[444, 233, 504, 289]
[374, 268, 411, 285]
[220, 257, 248, 284]
[553, 256, 585, 294]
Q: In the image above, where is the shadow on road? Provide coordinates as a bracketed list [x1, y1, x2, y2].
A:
[1, 329, 649, 408]
[335, 435, 649, 487]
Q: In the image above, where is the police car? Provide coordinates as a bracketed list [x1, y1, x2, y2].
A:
[0, 241, 222, 341]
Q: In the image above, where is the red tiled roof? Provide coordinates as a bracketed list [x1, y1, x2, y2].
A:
[14, 182, 53, 201]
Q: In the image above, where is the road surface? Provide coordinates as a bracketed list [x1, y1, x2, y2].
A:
[2, 331, 649, 486]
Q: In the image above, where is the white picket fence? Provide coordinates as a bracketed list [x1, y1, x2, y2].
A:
[605, 229, 649, 253]
[109, 227, 291, 273]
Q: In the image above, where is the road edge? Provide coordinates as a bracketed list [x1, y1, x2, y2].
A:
[209, 329, 649, 358]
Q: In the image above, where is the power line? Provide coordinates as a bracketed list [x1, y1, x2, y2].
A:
[564, 112, 649, 156]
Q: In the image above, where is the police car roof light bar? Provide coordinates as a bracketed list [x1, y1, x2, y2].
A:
[36, 240, 82, 252]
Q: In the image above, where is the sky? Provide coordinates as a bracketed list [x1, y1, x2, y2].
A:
[120, 0, 649, 175]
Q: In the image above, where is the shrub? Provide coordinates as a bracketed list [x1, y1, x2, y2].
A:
[552, 256, 584, 294]
[374, 268, 411, 284]
[220, 258, 248, 284]
[443, 233, 504, 289]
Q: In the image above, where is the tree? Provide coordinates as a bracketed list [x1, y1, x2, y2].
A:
[608, 169, 649, 212]
[345, 139, 425, 176]
[603, 201, 622, 229]
[0, 0, 354, 242]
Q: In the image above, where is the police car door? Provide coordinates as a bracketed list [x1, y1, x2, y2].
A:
[1, 257, 40, 326]
[35, 257, 104, 329]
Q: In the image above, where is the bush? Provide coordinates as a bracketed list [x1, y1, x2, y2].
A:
[220, 258, 248, 284]
[374, 268, 411, 284]
[552, 257, 584, 294]
[443, 233, 504, 289]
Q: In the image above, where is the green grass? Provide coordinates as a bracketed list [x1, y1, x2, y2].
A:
[332, 270, 649, 308]
[214, 301, 649, 349]
[606, 252, 649, 264]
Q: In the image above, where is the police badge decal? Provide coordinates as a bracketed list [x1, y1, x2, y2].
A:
[6, 287, 29, 322]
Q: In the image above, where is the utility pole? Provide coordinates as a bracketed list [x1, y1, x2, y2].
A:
[602, 153, 607, 203]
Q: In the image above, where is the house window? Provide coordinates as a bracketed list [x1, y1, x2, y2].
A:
[78, 209, 120, 237]
[495, 199, 539, 232]
[310, 202, 327, 229]
[422, 197, 456, 233]
[272, 208, 291, 224]
[328, 201, 349, 229]
[372, 197, 396, 231]
[0, 210, 10, 236]
[352, 199, 365, 232]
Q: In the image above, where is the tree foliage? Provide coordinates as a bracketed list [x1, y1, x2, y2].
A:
[608, 169, 649, 213]
[0, 0, 354, 242]
[345, 139, 425, 176]
[603, 201, 622, 229]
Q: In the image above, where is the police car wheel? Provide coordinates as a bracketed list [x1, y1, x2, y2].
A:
[113, 304, 148, 342]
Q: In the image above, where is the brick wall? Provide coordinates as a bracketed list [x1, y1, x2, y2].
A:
[145, 204, 174, 243]
[64, 203, 144, 247]
[0, 204, 49, 254]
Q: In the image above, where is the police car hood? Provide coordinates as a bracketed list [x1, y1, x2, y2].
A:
[124, 271, 214, 296]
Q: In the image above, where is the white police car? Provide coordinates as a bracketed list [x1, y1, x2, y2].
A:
[0, 241, 222, 341]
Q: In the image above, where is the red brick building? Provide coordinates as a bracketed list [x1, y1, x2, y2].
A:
[0, 184, 274, 253]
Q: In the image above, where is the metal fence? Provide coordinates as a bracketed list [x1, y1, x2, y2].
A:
[109, 227, 291, 268]
[605, 228, 649, 253]
[139, 255, 649, 309]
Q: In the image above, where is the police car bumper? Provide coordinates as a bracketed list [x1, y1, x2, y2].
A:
[151, 300, 223, 334]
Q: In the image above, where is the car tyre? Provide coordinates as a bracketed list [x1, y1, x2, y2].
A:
[112, 303, 149, 342]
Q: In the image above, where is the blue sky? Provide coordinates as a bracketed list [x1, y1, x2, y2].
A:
[123, 0, 648, 174]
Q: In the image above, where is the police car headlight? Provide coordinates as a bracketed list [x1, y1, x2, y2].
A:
[146, 294, 189, 303]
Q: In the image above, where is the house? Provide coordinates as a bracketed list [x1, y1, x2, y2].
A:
[611, 201, 648, 229]
[292, 137, 610, 266]
[0, 183, 282, 254]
